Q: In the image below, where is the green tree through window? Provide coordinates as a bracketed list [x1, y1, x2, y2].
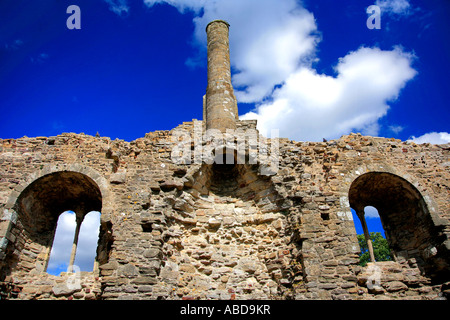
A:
[357, 232, 392, 266]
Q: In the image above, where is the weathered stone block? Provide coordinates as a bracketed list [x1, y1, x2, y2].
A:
[144, 248, 161, 259]
[131, 276, 157, 285]
[383, 281, 408, 292]
[52, 282, 82, 297]
[0, 20, 448, 303]
[117, 264, 139, 277]
[110, 171, 127, 184]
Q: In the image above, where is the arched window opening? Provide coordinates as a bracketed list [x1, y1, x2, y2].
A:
[46, 210, 101, 275]
[349, 172, 449, 281]
[74, 211, 101, 272]
[47, 211, 76, 275]
[10, 171, 103, 276]
[351, 206, 392, 266]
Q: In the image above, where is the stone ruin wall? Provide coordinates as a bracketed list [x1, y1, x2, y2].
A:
[0, 118, 449, 300]
[0, 19, 449, 301]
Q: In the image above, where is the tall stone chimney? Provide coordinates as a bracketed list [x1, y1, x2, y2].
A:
[205, 20, 238, 133]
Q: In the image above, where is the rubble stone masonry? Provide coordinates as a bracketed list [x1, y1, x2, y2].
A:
[0, 19, 449, 300]
[0, 126, 449, 300]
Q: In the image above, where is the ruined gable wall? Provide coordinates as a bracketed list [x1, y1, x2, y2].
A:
[0, 124, 449, 300]
[275, 132, 449, 299]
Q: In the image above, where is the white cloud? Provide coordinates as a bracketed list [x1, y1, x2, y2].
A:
[144, 0, 206, 13]
[375, 0, 412, 16]
[364, 206, 380, 219]
[144, 0, 319, 103]
[47, 211, 76, 274]
[104, 0, 130, 16]
[242, 46, 417, 141]
[74, 211, 101, 272]
[388, 125, 404, 134]
[143, 0, 417, 141]
[409, 132, 450, 144]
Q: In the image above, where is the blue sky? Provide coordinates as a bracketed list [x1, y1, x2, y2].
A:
[0, 0, 449, 143]
[351, 206, 385, 237]
[1, 1, 449, 250]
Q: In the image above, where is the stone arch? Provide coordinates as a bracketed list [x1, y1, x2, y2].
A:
[347, 170, 449, 281]
[4, 164, 112, 214]
[340, 162, 442, 221]
[1, 164, 113, 278]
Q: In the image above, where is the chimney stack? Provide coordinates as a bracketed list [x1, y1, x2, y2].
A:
[205, 20, 238, 133]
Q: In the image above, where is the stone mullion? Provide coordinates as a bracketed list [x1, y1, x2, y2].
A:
[68, 213, 84, 273]
[356, 209, 375, 263]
